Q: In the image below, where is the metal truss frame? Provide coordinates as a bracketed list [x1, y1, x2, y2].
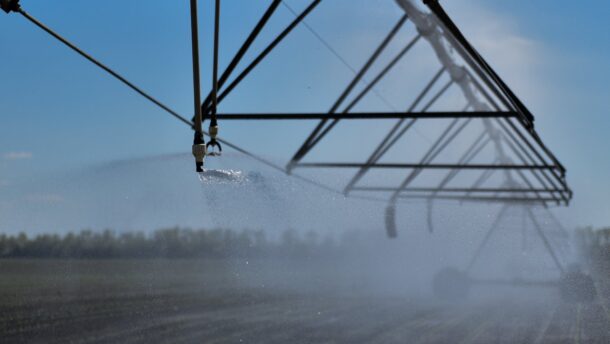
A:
[2, 0, 572, 237]
[182, 0, 572, 210]
[466, 204, 568, 275]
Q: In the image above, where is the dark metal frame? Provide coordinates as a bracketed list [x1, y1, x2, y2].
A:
[3, 0, 572, 238]
[466, 204, 566, 275]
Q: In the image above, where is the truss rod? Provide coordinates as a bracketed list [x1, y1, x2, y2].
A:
[427, 0, 569, 180]
[424, 0, 534, 128]
[499, 119, 570, 204]
[466, 205, 510, 271]
[210, 0, 321, 112]
[190, 0, 205, 172]
[195, 0, 282, 121]
[214, 111, 517, 120]
[14, 7, 193, 127]
[6, 2, 392, 205]
[297, 163, 560, 170]
[343, 67, 447, 194]
[526, 207, 565, 274]
[206, 0, 221, 153]
[353, 187, 563, 194]
[399, 195, 555, 204]
[288, 14, 409, 170]
[388, 117, 470, 203]
[282, 0, 401, 113]
[466, 68, 569, 202]
[466, 166, 496, 196]
[190, 0, 203, 135]
[426, 128, 490, 200]
[500, 131, 565, 204]
[342, 34, 421, 113]
[504, 118, 569, 184]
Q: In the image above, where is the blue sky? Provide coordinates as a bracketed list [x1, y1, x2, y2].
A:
[1, 0, 609, 228]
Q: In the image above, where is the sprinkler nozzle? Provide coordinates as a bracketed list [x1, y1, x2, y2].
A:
[206, 125, 222, 156]
[192, 132, 206, 172]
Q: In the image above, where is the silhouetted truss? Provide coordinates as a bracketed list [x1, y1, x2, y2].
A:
[284, 1, 570, 207]
[2, 0, 572, 238]
[214, 1, 571, 208]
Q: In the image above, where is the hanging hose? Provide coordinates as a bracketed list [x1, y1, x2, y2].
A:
[426, 199, 434, 233]
[385, 203, 397, 238]
[206, 0, 222, 156]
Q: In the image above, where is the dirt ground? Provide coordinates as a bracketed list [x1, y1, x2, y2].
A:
[1, 259, 609, 344]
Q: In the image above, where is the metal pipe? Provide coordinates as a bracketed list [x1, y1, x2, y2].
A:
[526, 207, 565, 274]
[297, 163, 558, 170]
[196, 0, 281, 120]
[352, 187, 563, 193]
[190, 0, 205, 171]
[16, 8, 193, 127]
[288, 14, 409, 169]
[343, 67, 446, 194]
[213, 0, 322, 109]
[206, 0, 222, 155]
[214, 111, 517, 120]
[398, 195, 556, 204]
[342, 34, 421, 113]
[466, 205, 510, 271]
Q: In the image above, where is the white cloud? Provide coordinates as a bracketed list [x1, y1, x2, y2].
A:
[3, 152, 33, 160]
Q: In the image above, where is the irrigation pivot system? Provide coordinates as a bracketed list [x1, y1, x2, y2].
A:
[2, 0, 594, 303]
[2, 1, 571, 233]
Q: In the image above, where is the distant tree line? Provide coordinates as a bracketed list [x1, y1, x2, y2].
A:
[575, 227, 610, 263]
[0, 228, 354, 259]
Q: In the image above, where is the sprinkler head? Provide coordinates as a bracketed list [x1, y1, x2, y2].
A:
[1, 0, 20, 13]
[193, 132, 206, 172]
[206, 125, 222, 156]
[206, 140, 222, 157]
[193, 144, 206, 172]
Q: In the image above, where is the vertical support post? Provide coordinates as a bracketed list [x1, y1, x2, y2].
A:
[466, 205, 510, 272]
[197, 0, 282, 118]
[197, 0, 222, 156]
[211, 0, 220, 127]
[190, 0, 206, 172]
[212, 0, 322, 111]
[207, 0, 221, 152]
[526, 207, 565, 274]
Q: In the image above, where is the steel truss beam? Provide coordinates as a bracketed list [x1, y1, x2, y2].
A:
[4, 0, 572, 231]
[288, 14, 410, 171]
[466, 205, 565, 274]
[215, 111, 517, 120]
[201, 0, 322, 115]
[297, 163, 560, 170]
[275, 0, 573, 217]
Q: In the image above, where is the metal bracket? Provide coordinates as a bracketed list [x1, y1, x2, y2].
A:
[1, 0, 20, 14]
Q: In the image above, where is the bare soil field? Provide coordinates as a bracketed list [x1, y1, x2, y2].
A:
[0, 259, 609, 343]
